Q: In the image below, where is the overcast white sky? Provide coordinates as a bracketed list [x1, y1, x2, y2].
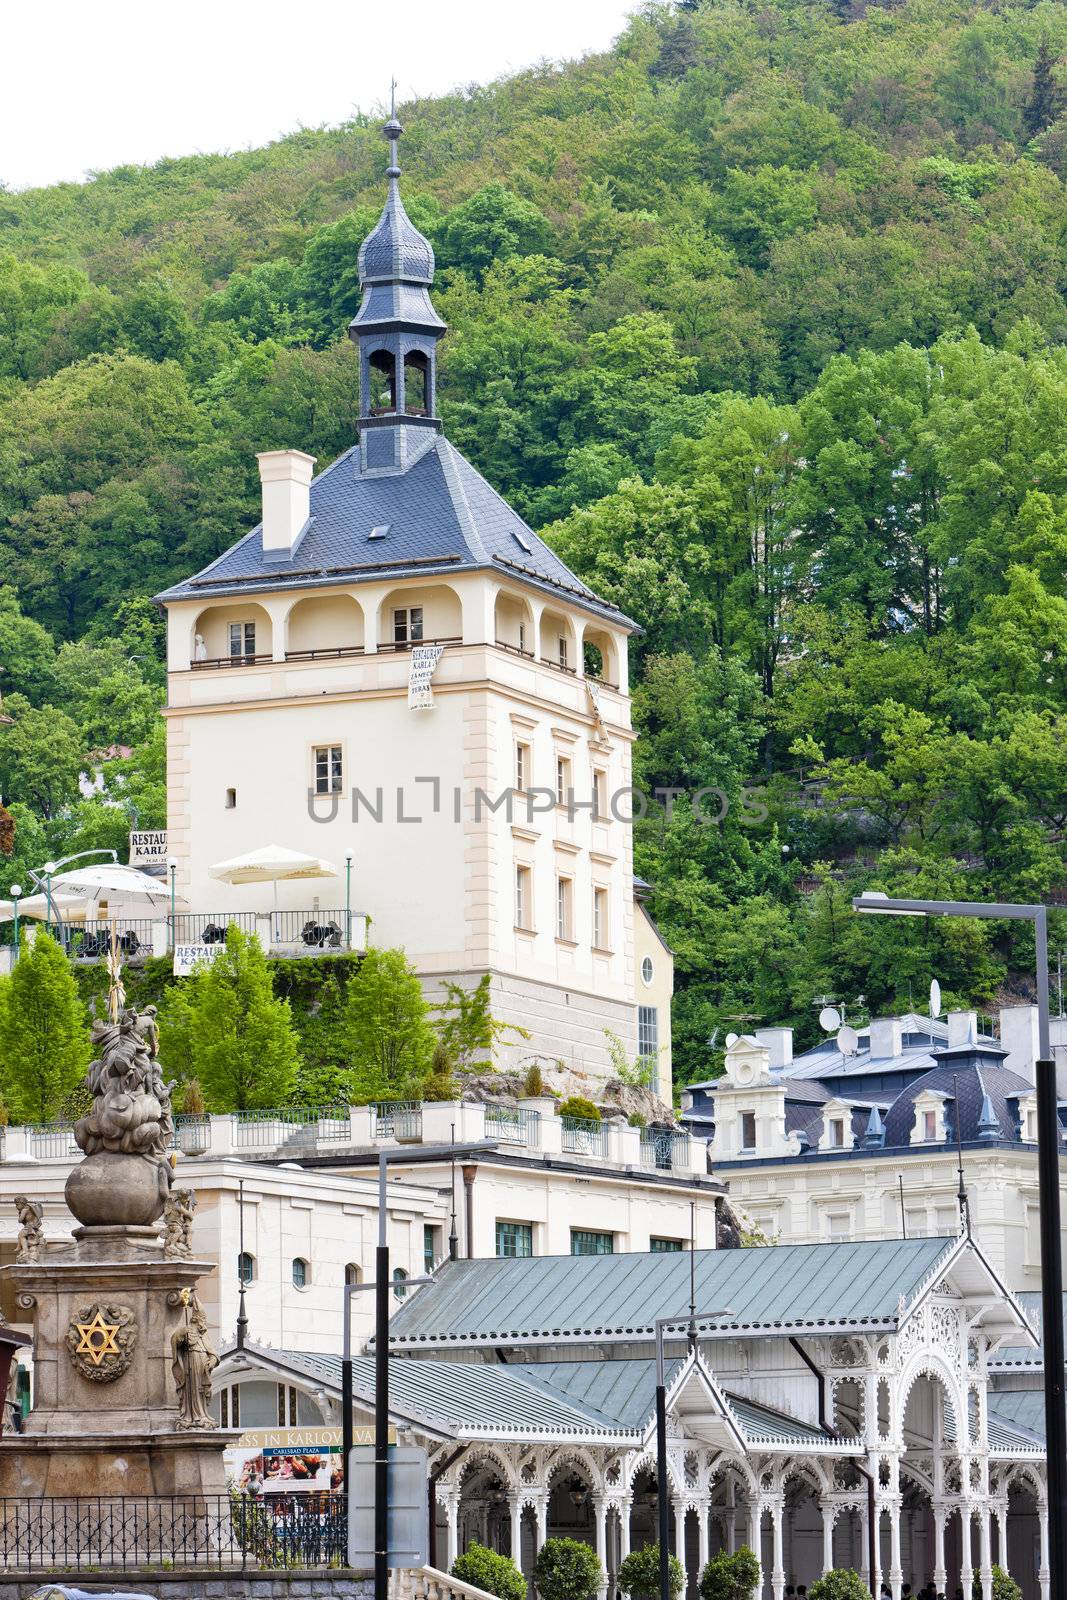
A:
[2, 0, 636, 191]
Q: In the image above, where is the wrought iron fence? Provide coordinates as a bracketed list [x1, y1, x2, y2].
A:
[0, 1492, 346, 1571]
[371, 1100, 423, 1142]
[640, 1128, 692, 1172]
[172, 910, 260, 944]
[28, 1123, 79, 1159]
[484, 1104, 541, 1149]
[561, 1114, 607, 1158]
[171, 1113, 211, 1155]
[232, 1105, 350, 1151]
[63, 921, 156, 962]
[270, 909, 346, 949]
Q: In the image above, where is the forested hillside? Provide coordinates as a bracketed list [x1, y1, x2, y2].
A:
[2, 0, 1066, 1078]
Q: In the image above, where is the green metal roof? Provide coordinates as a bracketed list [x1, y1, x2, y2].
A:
[353, 1356, 629, 1438]
[987, 1389, 1049, 1449]
[988, 1291, 1067, 1370]
[387, 1238, 956, 1349]
[723, 1393, 834, 1448]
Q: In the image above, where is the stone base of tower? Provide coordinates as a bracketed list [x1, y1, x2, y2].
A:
[421, 967, 641, 1095]
[0, 1430, 229, 1497]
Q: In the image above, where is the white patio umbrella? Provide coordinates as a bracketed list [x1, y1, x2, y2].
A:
[47, 862, 184, 913]
[0, 893, 88, 924]
[208, 844, 338, 926]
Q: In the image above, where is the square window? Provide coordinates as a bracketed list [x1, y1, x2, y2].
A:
[313, 745, 343, 795]
[496, 1221, 533, 1258]
[515, 865, 532, 931]
[740, 1111, 756, 1151]
[825, 1211, 852, 1241]
[571, 1229, 613, 1256]
[650, 1237, 683, 1253]
[556, 877, 573, 941]
[393, 606, 424, 645]
[638, 1005, 658, 1060]
[593, 887, 609, 950]
[229, 621, 256, 658]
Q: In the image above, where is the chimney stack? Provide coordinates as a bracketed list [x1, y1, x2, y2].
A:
[754, 1027, 793, 1072]
[869, 1017, 904, 1060]
[257, 449, 316, 559]
[999, 1004, 1039, 1085]
[946, 1010, 978, 1048]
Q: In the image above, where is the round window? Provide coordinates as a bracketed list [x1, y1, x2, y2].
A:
[641, 955, 654, 986]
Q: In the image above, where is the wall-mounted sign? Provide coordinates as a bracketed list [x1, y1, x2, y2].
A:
[225, 1426, 396, 1497]
[129, 829, 169, 867]
[173, 943, 226, 978]
[408, 645, 445, 710]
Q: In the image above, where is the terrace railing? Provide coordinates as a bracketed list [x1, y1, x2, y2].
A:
[561, 1114, 607, 1159]
[231, 1105, 350, 1152]
[172, 911, 259, 944]
[0, 1492, 345, 1572]
[270, 909, 346, 949]
[28, 1123, 79, 1160]
[640, 1128, 692, 1172]
[484, 1104, 541, 1149]
[62, 921, 156, 962]
[371, 1101, 423, 1142]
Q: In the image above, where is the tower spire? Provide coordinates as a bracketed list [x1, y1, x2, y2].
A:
[349, 105, 447, 472]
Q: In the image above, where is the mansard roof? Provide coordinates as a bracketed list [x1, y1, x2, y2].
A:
[385, 1237, 962, 1349]
[156, 435, 633, 630]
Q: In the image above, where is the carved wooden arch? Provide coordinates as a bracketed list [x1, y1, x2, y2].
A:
[543, 1444, 603, 1496]
[627, 1449, 683, 1497]
[456, 1445, 519, 1494]
[897, 1351, 964, 1443]
[707, 1454, 759, 1499]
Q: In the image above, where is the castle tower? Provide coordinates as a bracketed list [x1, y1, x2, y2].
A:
[157, 119, 670, 1097]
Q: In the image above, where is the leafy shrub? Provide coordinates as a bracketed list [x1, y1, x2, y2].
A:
[618, 1543, 684, 1600]
[807, 1571, 872, 1600]
[972, 1568, 1022, 1600]
[422, 1041, 458, 1102]
[452, 1542, 526, 1600]
[699, 1548, 761, 1600]
[533, 1536, 602, 1600]
[523, 1063, 545, 1097]
[558, 1095, 601, 1122]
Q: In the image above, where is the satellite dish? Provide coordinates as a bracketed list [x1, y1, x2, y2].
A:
[819, 1006, 842, 1032]
[929, 979, 942, 1020]
[725, 1032, 739, 1048]
[837, 1025, 860, 1058]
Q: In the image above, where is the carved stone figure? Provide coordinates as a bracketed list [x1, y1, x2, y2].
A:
[171, 1292, 218, 1430]
[13, 1198, 43, 1263]
[163, 1188, 196, 1260]
[65, 1005, 176, 1228]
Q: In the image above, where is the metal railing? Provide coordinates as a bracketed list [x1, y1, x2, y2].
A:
[270, 909, 346, 949]
[377, 635, 462, 654]
[232, 1106, 350, 1151]
[171, 1114, 211, 1155]
[640, 1128, 691, 1171]
[371, 1101, 423, 1142]
[484, 1104, 542, 1149]
[190, 653, 274, 671]
[0, 1492, 345, 1572]
[28, 1123, 79, 1159]
[62, 921, 156, 962]
[285, 645, 365, 662]
[561, 1114, 607, 1158]
[172, 911, 259, 944]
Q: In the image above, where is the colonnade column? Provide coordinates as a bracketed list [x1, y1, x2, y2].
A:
[697, 1500, 709, 1581]
[619, 1496, 631, 1565]
[1038, 1501, 1050, 1600]
[959, 1505, 974, 1600]
[535, 1494, 548, 1553]
[443, 1493, 460, 1570]
[821, 1503, 834, 1577]
[507, 1493, 521, 1564]
[932, 1508, 947, 1598]
[593, 1499, 609, 1600]
[888, 1495, 903, 1600]
[978, 1507, 993, 1600]
[770, 1497, 785, 1600]
[751, 1502, 764, 1600]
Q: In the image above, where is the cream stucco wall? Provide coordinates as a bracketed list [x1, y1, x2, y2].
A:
[634, 902, 673, 1103]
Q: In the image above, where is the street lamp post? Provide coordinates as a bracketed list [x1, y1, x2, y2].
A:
[853, 891, 1065, 1596]
[8, 885, 21, 961]
[42, 861, 56, 938]
[653, 1308, 733, 1600]
[345, 850, 353, 949]
[168, 856, 178, 951]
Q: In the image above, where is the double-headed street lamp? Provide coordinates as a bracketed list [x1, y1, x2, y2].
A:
[7, 885, 21, 960]
[853, 891, 1065, 1597]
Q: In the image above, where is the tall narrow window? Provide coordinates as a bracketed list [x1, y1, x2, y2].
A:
[313, 745, 343, 795]
[556, 755, 571, 806]
[923, 1110, 937, 1142]
[393, 606, 424, 645]
[592, 769, 606, 819]
[740, 1111, 756, 1151]
[515, 865, 532, 931]
[593, 887, 609, 950]
[638, 1005, 658, 1059]
[516, 742, 530, 794]
[558, 636, 569, 670]
[556, 876, 573, 941]
[829, 1117, 845, 1148]
[369, 349, 397, 413]
[518, 622, 527, 655]
[404, 351, 429, 415]
[229, 621, 256, 659]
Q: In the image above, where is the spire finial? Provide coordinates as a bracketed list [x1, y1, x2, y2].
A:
[384, 80, 402, 180]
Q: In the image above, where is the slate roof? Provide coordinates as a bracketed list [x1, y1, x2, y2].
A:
[385, 1238, 957, 1349]
[986, 1390, 1049, 1450]
[156, 436, 634, 630]
[882, 1058, 1032, 1149]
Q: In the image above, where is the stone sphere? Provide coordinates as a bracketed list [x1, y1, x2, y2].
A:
[65, 1151, 166, 1227]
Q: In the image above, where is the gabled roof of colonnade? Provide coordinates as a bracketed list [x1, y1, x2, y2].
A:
[214, 1340, 847, 1453]
[155, 435, 637, 631]
[383, 1236, 1037, 1352]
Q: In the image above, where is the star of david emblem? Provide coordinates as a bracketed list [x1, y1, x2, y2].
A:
[74, 1310, 121, 1366]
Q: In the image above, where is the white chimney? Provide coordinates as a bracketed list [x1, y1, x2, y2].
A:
[257, 449, 316, 558]
[869, 1017, 903, 1060]
[754, 1027, 793, 1072]
[999, 1004, 1039, 1085]
[947, 1009, 978, 1048]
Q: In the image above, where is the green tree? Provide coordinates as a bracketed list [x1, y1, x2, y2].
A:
[532, 1538, 602, 1600]
[0, 587, 55, 701]
[698, 1548, 761, 1600]
[0, 695, 85, 819]
[342, 946, 435, 1101]
[451, 1544, 526, 1600]
[157, 927, 300, 1110]
[437, 185, 553, 280]
[0, 931, 91, 1122]
[619, 1544, 684, 1600]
